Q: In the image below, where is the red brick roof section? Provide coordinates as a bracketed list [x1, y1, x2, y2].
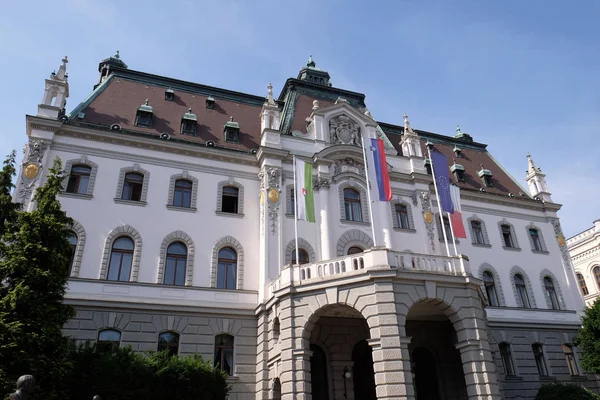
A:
[420, 141, 527, 196]
[81, 78, 262, 152]
[290, 94, 335, 133]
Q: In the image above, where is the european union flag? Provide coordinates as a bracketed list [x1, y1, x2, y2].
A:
[430, 150, 454, 213]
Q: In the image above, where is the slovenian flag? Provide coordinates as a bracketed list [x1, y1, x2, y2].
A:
[370, 138, 392, 201]
[449, 185, 467, 238]
[295, 159, 315, 222]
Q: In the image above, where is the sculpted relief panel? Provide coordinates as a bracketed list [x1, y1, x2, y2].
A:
[329, 115, 361, 146]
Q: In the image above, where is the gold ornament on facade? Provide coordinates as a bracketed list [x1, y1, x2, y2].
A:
[268, 188, 280, 203]
[259, 191, 265, 205]
[557, 235, 566, 247]
[423, 211, 433, 224]
[23, 163, 40, 179]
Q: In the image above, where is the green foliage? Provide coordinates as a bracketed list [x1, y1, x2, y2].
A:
[535, 382, 600, 400]
[64, 343, 229, 400]
[574, 298, 600, 374]
[0, 157, 75, 399]
[0, 151, 19, 237]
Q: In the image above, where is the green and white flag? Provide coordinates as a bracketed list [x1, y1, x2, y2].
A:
[295, 159, 315, 222]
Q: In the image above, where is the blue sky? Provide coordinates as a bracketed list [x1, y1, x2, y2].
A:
[1, 0, 598, 237]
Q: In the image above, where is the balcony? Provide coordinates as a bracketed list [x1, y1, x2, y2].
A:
[268, 247, 470, 297]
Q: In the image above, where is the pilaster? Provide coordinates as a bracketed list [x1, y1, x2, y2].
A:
[455, 339, 501, 400]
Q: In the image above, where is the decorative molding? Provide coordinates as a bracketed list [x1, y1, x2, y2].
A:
[115, 164, 150, 203]
[329, 114, 361, 146]
[67, 220, 86, 278]
[338, 179, 369, 223]
[99, 225, 143, 282]
[18, 139, 50, 203]
[477, 263, 506, 306]
[211, 236, 244, 289]
[509, 265, 537, 308]
[216, 179, 245, 215]
[333, 157, 365, 178]
[63, 156, 99, 196]
[167, 171, 198, 209]
[157, 231, 195, 286]
[285, 238, 317, 264]
[539, 268, 566, 310]
[419, 190, 436, 251]
[467, 214, 491, 246]
[313, 176, 331, 191]
[259, 167, 281, 235]
[336, 229, 373, 257]
[285, 184, 294, 215]
[549, 218, 573, 271]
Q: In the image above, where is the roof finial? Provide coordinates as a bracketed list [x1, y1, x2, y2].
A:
[526, 152, 539, 175]
[114, 50, 120, 59]
[456, 125, 462, 135]
[144, 99, 149, 105]
[307, 55, 316, 68]
[403, 113, 417, 136]
[230, 116, 234, 121]
[188, 107, 192, 113]
[265, 82, 275, 106]
[56, 56, 68, 80]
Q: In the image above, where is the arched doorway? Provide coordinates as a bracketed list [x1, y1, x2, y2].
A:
[407, 300, 468, 400]
[412, 347, 440, 400]
[307, 304, 373, 400]
[310, 344, 329, 400]
[352, 340, 376, 400]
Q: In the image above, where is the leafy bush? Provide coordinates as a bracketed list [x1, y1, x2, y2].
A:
[535, 382, 600, 400]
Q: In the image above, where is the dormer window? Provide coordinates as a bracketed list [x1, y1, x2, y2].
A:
[478, 167, 493, 187]
[450, 163, 465, 182]
[135, 99, 153, 127]
[181, 108, 197, 135]
[165, 87, 174, 101]
[206, 95, 215, 109]
[224, 117, 240, 143]
[453, 146, 462, 158]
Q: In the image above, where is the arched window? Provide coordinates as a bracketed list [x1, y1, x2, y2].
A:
[173, 179, 193, 208]
[594, 266, 600, 290]
[221, 186, 239, 213]
[291, 249, 309, 265]
[98, 329, 121, 350]
[66, 164, 91, 194]
[344, 188, 362, 222]
[122, 172, 144, 201]
[107, 237, 134, 281]
[164, 242, 187, 286]
[214, 334, 234, 375]
[67, 231, 78, 274]
[483, 271, 499, 307]
[577, 273, 589, 296]
[514, 274, 531, 308]
[217, 247, 237, 289]
[543, 277, 560, 310]
[158, 331, 179, 356]
[347, 246, 363, 255]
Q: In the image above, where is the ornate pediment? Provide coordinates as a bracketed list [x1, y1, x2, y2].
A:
[329, 114, 361, 146]
[333, 157, 365, 177]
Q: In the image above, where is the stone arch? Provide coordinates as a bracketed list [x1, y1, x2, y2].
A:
[338, 178, 370, 223]
[67, 219, 86, 278]
[301, 303, 373, 342]
[477, 263, 507, 306]
[539, 268, 566, 310]
[285, 238, 316, 264]
[509, 266, 537, 308]
[99, 225, 143, 281]
[211, 236, 244, 289]
[336, 229, 374, 256]
[157, 231, 195, 286]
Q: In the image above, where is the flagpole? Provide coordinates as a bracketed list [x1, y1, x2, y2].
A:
[360, 133, 378, 247]
[446, 211, 459, 256]
[426, 144, 451, 257]
[293, 155, 301, 284]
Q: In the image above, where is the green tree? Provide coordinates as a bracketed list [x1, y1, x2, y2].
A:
[575, 298, 600, 374]
[0, 151, 19, 236]
[0, 157, 75, 399]
[536, 382, 600, 400]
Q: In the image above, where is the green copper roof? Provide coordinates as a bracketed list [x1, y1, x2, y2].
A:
[224, 116, 239, 129]
[138, 99, 152, 113]
[477, 168, 492, 177]
[182, 108, 197, 121]
[450, 163, 465, 172]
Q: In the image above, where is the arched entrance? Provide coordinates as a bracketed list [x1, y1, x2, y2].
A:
[407, 300, 468, 400]
[307, 304, 373, 400]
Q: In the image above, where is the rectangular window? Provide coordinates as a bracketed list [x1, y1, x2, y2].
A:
[499, 343, 515, 376]
[290, 188, 295, 215]
[173, 179, 192, 208]
[563, 345, 580, 376]
[441, 216, 453, 240]
[529, 229, 542, 251]
[533, 344, 549, 376]
[501, 225, 514, 248]
[395, 204, 410, 229]
[135, 111, 152, 127]
[122, 172, 144, 201]
[471, 221, 484, 244]
[181, 120, 196, 135]
[221, 186, 239, 213]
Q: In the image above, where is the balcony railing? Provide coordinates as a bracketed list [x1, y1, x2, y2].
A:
[268, 248, 469, 297]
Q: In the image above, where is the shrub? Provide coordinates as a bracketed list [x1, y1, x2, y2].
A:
[535, 382, 600, 400]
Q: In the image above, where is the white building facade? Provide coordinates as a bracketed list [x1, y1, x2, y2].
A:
[567, 220, 600, 307]
[14, 54, 595, 400]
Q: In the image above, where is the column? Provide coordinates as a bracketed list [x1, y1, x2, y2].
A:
[455, 339, 501, 400]
[255, 312, 270, 400]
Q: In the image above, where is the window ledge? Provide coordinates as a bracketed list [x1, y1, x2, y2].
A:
[215, 211, 245, 219]
[60, 192, 93, 200]
[166, 205, 197, 213]
[339, 219, 370, 226]
[393, 228, 416, 233]
[504, 376, 522, 381]
[532, 250, 550, 255]
[502, 246, 521, 251]
[114, 198, 147, 207]
[472, 243, 492, 248]
[539, 375, 556, 381]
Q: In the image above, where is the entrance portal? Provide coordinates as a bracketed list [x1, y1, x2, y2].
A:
[310, 344, 329, 400]
[352, 340, 376, 400]
[412, 347, 441, 400]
